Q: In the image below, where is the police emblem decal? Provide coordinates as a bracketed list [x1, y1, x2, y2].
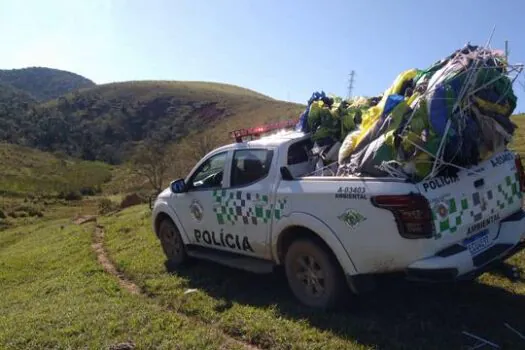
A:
[190, 200, 204, 222]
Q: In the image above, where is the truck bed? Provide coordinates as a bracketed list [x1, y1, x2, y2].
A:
[276, 150, 524, 276]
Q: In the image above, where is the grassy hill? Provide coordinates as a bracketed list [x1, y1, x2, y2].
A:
[3, 81, 303, 164]
[0, 77, 303, 226]
[0, 219, 241, 349]
[0, 143, 112, 227]
[3, 204, 523, 349]
[0, 142, 111, 197]
[0, 67, 95, 101]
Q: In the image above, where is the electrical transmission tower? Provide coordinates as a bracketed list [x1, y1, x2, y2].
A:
[348, 70, 355, 99]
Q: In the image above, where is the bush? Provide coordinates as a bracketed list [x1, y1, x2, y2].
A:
[16, 211, 28, 218]
[98, 198, 119, 215]
[11, 204, 44, 218]
[79, 186, 100, 196]
[0, 209, 5, 219]
[58, 191, 83, 201]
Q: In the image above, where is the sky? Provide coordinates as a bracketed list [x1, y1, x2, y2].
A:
[1, 0, 524, 112]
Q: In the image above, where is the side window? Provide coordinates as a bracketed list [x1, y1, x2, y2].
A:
[188, 152, 227, 190]
[287, 139, 313, 165]
[231, 149, 273, 187]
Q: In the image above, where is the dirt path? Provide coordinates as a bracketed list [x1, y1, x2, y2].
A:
[92, 225, 141, 295]
[90, 222, 259, 350]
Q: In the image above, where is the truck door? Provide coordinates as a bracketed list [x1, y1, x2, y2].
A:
[171, 150, 231, 246]
[213, 148, 277, 258]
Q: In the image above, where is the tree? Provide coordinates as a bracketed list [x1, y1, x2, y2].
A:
[130, 130, 222, 193]
[177, 131, 219, 165]
[166, 131, 221, 179]
[130, 139, 172, 193]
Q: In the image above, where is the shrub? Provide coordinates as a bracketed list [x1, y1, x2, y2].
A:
[79, 186, 99, 196]
[12, 204, 44, 218]
[0, 209, 5, 219]
[58, 191, 83, 201]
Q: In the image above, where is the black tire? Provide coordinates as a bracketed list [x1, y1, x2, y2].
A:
[158, 219, 187, 268]
[284, 239, 346, 309]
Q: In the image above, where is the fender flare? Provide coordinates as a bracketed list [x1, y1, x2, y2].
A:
[152, 201, 191, 245]
[271, 212, 358, 276]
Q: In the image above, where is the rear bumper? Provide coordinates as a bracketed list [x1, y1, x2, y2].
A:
[405, 209, 525, 282]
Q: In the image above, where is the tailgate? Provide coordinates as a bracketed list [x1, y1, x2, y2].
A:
[417, 150, 523, 252]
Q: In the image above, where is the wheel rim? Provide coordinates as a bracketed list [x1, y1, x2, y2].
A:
[161, 225, 182, 258]
[293, 254, 326, 298]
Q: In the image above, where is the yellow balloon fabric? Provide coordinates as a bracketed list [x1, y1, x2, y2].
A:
[354, 69, 418, 150]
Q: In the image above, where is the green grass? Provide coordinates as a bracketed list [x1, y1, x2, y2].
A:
[77, 80, 276, 101]
[102, 205, 525, 350]
[0, 143, 114, 229]
[0, 142, 111, 196]
[0, 218, 246, 349]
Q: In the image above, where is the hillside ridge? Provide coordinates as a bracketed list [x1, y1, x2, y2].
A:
[0, 77, 304, 164]
[0, 67, 95, 101]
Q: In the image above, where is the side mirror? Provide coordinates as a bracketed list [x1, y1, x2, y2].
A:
[170, 178, 187, 193]
[280, 166, 294, 181]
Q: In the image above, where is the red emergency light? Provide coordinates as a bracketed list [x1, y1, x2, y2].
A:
[230, 119, 298, 143]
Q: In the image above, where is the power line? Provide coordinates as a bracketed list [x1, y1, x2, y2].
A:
[348, 70, 355, 99]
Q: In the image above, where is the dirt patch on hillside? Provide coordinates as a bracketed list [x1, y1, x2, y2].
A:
[119, 193, 144, 209]
[73, 215, 97, 225]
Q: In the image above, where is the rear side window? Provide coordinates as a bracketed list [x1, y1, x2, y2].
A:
[231, 149, 273, 187]
[287, 139, 313, 165]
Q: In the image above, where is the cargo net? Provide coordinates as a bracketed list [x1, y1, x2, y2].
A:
[296, 44, 523, 182]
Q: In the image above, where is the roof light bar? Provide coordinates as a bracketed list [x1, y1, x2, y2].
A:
[230, 119, 298, 143]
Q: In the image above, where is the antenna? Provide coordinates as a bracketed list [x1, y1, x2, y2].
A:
[485, 24, 496, 48]
[505, 40, 523, 92]
[348, 70, 355, 99]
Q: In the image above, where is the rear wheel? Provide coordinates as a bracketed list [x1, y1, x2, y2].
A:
[284, 239, 346, 309]
[158, 219, 187, 268]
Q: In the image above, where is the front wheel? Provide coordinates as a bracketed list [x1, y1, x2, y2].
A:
[158, 219, 187, 269]
[284, 239, 347, 309]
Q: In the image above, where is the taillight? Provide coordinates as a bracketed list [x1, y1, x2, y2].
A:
[514, 154, 525, 192]
[371, 194, 434, 239]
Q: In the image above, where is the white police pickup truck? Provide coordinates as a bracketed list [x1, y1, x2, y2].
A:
[151, 122, 525, 309]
